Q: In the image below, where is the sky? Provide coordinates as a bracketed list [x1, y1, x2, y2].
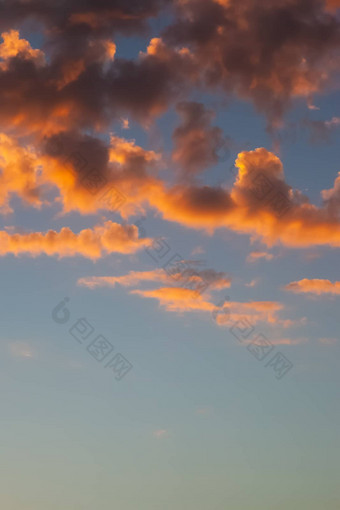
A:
[0, 1, 340, 509]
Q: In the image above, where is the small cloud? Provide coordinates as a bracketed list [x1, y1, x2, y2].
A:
[307, 104, 320, 111]
[63, 359, 87, 370]
[247, 251, 274, 263]
[245, 278, 260, 287]
[79, 267, 231, 292]
[284, 279, 340, 296]
[268, 338, 308, 346]
[304, 116, 340, 143]
[196, 407, 212, 415]
[121, 117, 130, 130]
[153, 429, 170, 439]
[301, 250, 322, 262]
[9, 341, 35, 359]
[191, 246, 205, 256]
[325, 117, 340, 128]
[319, 337, 338, 345]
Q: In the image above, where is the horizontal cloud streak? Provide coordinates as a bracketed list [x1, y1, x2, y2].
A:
[78, 268, 231, 290]
[285, 278, 340, 296]
[0, 221, 151, 259]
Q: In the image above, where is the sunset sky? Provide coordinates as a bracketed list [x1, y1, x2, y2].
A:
[0, 1, 340, 509]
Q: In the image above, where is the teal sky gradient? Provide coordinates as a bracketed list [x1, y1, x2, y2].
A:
[1, 4, 340, 509]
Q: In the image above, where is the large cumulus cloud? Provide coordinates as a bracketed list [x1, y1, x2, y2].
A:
[164, 0, 340, 123]
[1, 0, 340, 257]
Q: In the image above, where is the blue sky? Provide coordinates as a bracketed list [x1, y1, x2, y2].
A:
[0, 1, 340, 509]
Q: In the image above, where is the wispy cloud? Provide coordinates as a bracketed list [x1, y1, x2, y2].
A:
[265, 338, 308, 346]
[153, 429, 170, 439]
[319, 337, 338, 345]
[247, 251, 274, 263]
[78, 268, 231, 291]
[8, 341, 35, 359]
[245, 278, 260, 288]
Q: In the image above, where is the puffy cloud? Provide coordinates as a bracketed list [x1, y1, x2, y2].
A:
[322, 170, 340, 217]
[0, 3, 187, 136]
[106, 38, 197, 121]
[172, 101, 229, 178]
[0, 221, 152, 259]
[6, 130, 340, 251]
[284, 278, 340, 295]
[165, 0, 340, 123]
[0, 55, 81, 136]
[0, 30, 45, 69]
[0, 133, 41, 213]
[228, 149, 340, 248]
[148, 183, 234, 230]
[1, 1, 340, 255]
[40, 131, 161, 215]
[0, 0, 170, 35]
[1, 0, 340, 142]
[0, 32, 195, 138]
[147, 148, 340, 249]
[0, 129, 155, 215]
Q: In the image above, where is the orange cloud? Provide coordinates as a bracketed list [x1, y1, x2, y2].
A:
[146, 148, 340, 249]
[78, 267, 231, 290]
[130, 286, 290, 326]
[215, 300, 288, 328]
[1, 15, 340, 255]
[78, 266, 302, 329]
[325, 0, 340, 10]
[165, 0, 340, 123]
[4, 130, 160, 216]
[247, 251, 274, 263]
[40, 132, 161, 215]
[172, 101, 228, 178]
[78, 269, 167, 289]
[0, 30, 45, 69]
[266, 338, 308, 346]
[0, 0, 339, 146]
[285, 279, 340, 296]
[0, 31, 195, 138]
[0, 221, 151, 259]
[0, 133, 42, 213]
[6, 133, 340, 251]
[131, 287, 216, 313]
[68, 10, 138, 29]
